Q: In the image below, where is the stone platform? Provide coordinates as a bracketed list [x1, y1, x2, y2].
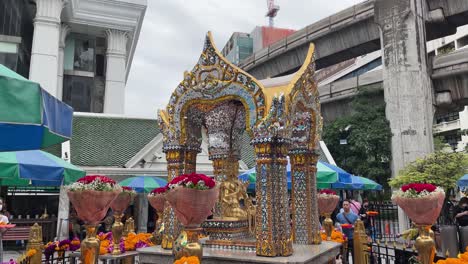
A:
[137, 242, 341, 264]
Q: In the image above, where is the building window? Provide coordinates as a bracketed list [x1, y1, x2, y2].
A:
[436, 112, 460, 124]
[0, 42, 18, 71]
[63, 75, 92, 112]
[457, 35, 468, 49]
[73, 38, 95, 72]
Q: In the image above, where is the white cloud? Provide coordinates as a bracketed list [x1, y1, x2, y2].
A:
[125, 0, 364, 118]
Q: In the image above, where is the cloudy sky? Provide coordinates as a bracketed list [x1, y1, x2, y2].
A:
[125, 0, 364, 118]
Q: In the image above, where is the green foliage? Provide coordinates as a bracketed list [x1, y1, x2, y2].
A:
[389, 151, 468, 191]
[323, 87, 392, 189]
[433, 135, 450, 152]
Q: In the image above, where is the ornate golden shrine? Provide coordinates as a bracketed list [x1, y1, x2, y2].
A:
[158, 32, 322, 257]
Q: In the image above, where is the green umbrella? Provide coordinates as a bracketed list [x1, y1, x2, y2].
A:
[119, 176, 168, 193]
[0, 64, 73, 151]
[239, 161, 340, 190]
[0, 150, 85, 186]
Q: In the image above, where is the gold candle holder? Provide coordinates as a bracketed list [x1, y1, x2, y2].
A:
[173, 226, 203, 263]
[112, 213, 124, 255]
[152, 211, 163, 245]
[81, 225, 100, 264]
[322, 213, 333, 240]
[415, 225, 435, 264]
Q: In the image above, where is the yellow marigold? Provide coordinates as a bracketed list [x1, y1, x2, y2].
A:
[26, 249, 37, 257]
[99, 246, 108, 255]
[101, 240, 110, 248]
[173, 256, 200, 264]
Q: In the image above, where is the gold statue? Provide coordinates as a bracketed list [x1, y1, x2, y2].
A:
[219, 158, 248, 220]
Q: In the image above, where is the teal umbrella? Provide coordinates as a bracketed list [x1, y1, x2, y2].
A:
[0, 150, 85, 186]
[0, 64, 73, 151]
[119, 176, 168, 193]
[332, 175, 382, 190]
[238, 160, 349, 190]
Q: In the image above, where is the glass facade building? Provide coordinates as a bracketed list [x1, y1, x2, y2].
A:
[0, 0, 34, 78]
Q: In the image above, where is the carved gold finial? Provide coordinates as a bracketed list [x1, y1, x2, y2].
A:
[124, 217, 135, 236]
[27, 223, 43, 264]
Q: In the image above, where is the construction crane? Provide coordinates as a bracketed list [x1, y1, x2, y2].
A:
[265, 0, 280, 27]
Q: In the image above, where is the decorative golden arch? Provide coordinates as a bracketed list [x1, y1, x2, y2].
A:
[159, 32, 267, 146]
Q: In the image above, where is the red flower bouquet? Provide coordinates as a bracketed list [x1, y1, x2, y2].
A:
[148, 187, 168, 213]
[392, 183, 445, 225]
[165, 173, 218, 227]
[111, 187, 136, 215]
[317, 189, 340, 215]
[67, 175, 121, 225]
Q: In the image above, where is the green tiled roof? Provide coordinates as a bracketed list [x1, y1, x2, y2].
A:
[42, 143, 62, 157]
[70, 115, 159, 166]
[68, 114, 330, 168]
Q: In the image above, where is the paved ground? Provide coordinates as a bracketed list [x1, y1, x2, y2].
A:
[1, 250, 22, 263]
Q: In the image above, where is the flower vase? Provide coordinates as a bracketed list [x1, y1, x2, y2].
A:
[147, 193, 167, 246]
[322, 213, 333, 240]
[112, 213, 124, 255]
[415, 225, 435, 264]
[173, 226, 203, 262]
[392, 184, 444, 264]
[153, 211, 164, 245]
[81, 225, 100, 264]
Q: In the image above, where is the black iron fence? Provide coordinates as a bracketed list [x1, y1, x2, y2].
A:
[365, 241, 447, 264]
[368, 201, 399, 242]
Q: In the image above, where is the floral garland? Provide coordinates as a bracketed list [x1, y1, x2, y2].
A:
[96, 231, 154, 254]
[173, 256, 200, 264]
[16, 249, 37, 263]
[43, 238, 80, 259]
[168, 173, 216, 190]
[68, 175, 121, 192]
[392, 183, 444, 199]
[435, 247, 468, 264]
[148, 186, 169, 195]
[122, 186, 137, 195]
[320, 230, 346, 244]
[318, 189, 337, 196]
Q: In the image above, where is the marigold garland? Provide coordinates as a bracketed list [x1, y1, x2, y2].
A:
[320, 230, 346, 244]
[435, 248, 468, 264]
[173, 256, 200, 264]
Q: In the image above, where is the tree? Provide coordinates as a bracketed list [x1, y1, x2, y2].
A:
[323, 87, 392, 189]
[389, 151, 468, 191]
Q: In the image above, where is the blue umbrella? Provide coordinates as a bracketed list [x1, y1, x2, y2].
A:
[0, 150, 85, 186]
[120, 176, 168, 193]
[239, 159, 353, 190]
[458, 174, 468, 188]
[332, 175, 382, 191]
[0, 64, 73, 151]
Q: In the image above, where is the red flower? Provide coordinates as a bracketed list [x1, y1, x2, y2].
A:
[401, 183, 437, 193]
[77, 175, 116, 185]
[319, 189, 337, 195]
[122, 186, 133, 191]
[151, 186, 168, 194]
[168, 173, 215, 189]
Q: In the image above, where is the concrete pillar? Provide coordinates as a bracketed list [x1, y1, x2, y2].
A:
[375, 0, 435, 232]
[137, 193, 148, 233]
[56, 186, 69, 240]
[29, 0, 65, 97]
[57, 23, 71, 101]
[104, 29, 128, 114]
[459, 106, 468, 151]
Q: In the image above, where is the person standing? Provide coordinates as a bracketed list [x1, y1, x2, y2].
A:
[0, 198, 9, 224]
[336, 200, 359, 263]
